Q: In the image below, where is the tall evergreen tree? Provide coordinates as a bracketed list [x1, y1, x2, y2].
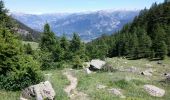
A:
[40, 23, 56, 52]
[128, 32, 139, 59]
[138, 28, 152, 58]
[70, 33, 82, 54]
[60, 35, 69, 51]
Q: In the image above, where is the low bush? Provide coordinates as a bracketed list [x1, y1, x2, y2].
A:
[0, 55, 43, 91]
[101, 62, 118, 72]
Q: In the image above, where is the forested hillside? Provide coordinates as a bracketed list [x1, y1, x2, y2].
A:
[86, 1, 170, 60]
[12, 18, 40, 41]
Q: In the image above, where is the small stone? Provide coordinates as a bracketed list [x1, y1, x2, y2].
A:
[96, 84, 107, 89]
[164, 73, 170, 81]
[141, 68, 153, 76]
[108, 88, 125, 98]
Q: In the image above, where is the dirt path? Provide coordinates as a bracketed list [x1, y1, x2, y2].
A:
[63, 69, 89, 100]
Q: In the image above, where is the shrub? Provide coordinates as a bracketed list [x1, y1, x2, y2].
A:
[0, 55, 43, 91]
[72, 55, 83, 69]
[101, 62, 118, 72]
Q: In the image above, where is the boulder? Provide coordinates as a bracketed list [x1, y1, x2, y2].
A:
[144, 85, 165, 97]
[21, 81, 55, 100]
[89, 59, 106, 71]
[108, 88, 125, 98]
[85, 68, 92, 74]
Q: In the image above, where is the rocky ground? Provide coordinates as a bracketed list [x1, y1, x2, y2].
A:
[0, 57, 170, 100]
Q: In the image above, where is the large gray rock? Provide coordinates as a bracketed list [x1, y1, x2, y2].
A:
[89, 59, 106, 70]
[144, 85, 165, 97]
[21, 81, 55, 100]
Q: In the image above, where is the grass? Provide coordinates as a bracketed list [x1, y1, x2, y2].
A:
[22, 41, 39, 50]
[75, 57, 170, 100]
[0, 57, 170, 100]
[0, 70, 69, 100]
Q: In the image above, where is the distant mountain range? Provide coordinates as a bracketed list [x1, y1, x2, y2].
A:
[11, 10, 139, 41]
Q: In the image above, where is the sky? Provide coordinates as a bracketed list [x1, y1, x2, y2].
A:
[4, 0, 164, 14]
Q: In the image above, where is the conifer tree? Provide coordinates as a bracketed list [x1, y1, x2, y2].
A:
[60, 35, 69, 51]
[138, 28, 152, 58]
[70, 33, 82, 53]
[40, 23, 56, 52]
[128, 32, 139, 59]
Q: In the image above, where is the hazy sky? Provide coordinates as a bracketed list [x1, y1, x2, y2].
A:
[4, 0, 164, 14]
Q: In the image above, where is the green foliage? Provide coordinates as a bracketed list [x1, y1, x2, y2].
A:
[72, 55, 83, 69]
[0, 1, 43, 91]
[40, 23, 57, 52]
[0, 28, 43, 91]
[38, 51, 53, 70]
[70, 33, 81, 52]
[24, 43, 34, 55]
[101, 62, 118, 72]
[114, 79, 130, 89]
[0, 55, 43, 91]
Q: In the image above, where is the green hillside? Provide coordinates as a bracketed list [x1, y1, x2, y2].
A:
[86, 1, 170, 60]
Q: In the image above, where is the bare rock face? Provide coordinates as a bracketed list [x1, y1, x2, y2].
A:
[108, 88, 126, 98]
[144, 85, 165, 97]
[20, 81, 55, 100]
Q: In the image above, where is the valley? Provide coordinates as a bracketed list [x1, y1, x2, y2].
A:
[0, 0, 170, 100]
[11, 10, 139, 41]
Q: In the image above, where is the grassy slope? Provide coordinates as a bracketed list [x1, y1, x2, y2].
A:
[0, 57, 170, 100]
[76, 57, 170, 100]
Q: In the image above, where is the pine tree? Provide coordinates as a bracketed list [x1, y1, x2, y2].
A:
[138, 28, 152, 58]
[128, 32, 139, 59]
[153, 41, 168, 59]
[40, 23, 56, 52]
[70, 33, 82, 53]
[0, 28, 42, 90]
[60, 35, 69, 51]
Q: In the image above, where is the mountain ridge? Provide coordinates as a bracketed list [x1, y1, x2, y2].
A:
[11, 9, 139, 41]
